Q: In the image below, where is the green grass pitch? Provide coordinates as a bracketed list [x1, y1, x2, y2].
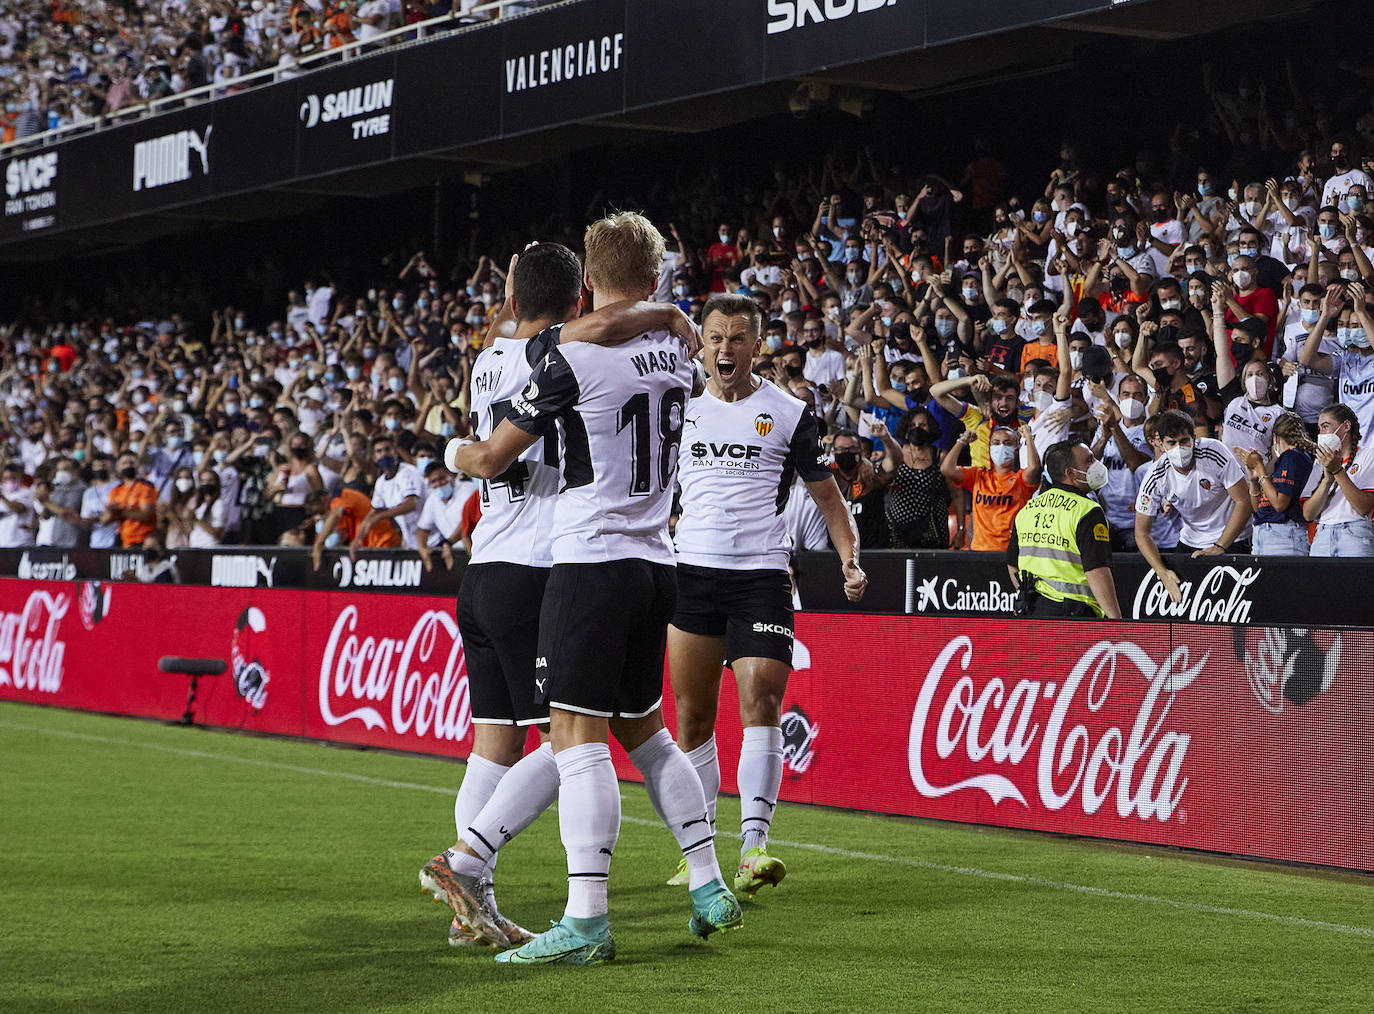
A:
[2, 701, 1371, 1014]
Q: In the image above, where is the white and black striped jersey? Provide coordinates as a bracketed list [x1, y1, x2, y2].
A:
[467, 332, 561, 568]
[510, 326, 693, 565]
[674, 379, 832, 570]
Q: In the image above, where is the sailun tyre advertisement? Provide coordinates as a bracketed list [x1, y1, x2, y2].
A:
[1, 578, 1370, 873]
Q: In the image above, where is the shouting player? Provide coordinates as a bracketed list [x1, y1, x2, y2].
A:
[668, 293, 866, 897]
[419, 242, 702, 949]
[448, 212, 740, 966]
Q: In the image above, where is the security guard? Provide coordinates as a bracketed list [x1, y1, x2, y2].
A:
[1006, 440, 1122, 619]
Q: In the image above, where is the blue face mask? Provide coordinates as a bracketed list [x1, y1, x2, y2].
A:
[765, 334, 783, 352]
[891, 381, 907, 393]
[440, 422, 456, 438]
[1319, 223, 1337, 240]
[1350, 328, 1371, 349]
[435, 483, 455, 502]
[1226, 253, 1239, 267]
[1198, 182, 1213, 197]
[988, 318, 1008, 335]
[934, 319, 956, 338]
[1032, 211, 1048, 224]
[843, 248, 861, 263]
[1301, 308, 1320, 326]
[377, 455, 397, 474]
[324, 532, 342, 549]
[1117, 246, 1136, 259]
[1030, 319, 1048, 337]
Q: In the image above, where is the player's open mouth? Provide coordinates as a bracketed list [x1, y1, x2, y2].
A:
[716, 357, 737, 380]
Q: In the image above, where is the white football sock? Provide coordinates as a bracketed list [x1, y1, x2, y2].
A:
[446, 754, 508, 873]
[738, 725, 784, 854]
[684, 735, 720, 828]
[456, 742, 560, 875]
[629, 728, 722, 891]
[556, 741, 620, 920]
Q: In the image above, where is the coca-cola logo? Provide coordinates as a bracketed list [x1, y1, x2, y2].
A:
[1243, 627, 1340, 714]
[0, 590, 69, 694]
[780, 705, 818, 774]
[318, 604, 471, 743]
[1131, 565, 1258, 623]
[908, 636, 1200, 822]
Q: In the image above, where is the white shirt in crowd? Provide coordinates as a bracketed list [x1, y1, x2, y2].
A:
[1135, 438, 1245, 548]
[371, 462, 425, 547]
[81, 480, 120, 548]
[307, 285, 333, 329]
[802, 347, 846, 389]
[1300, 442, 1374, 526]
[188, 499, 227, 548]
[1321, 169, 1373, 215]
[356, 0, 392, 42]
[1133, 458, 1181, 548]
[418, 485, 468, 546]
[1220, 396, 1279, 459]
[1327, 348, 1374, 436]
[0, 485, 35, 548]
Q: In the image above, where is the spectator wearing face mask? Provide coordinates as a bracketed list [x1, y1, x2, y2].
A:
[1212, 305, 1279, 458]
[1089, 377, 1151, 549]
[79, 455, 121, 548]
[1237, 413, 1315, 556]
[828, 430, 892, 550]
[186, 469, 228, 548]
[800, 319, 844, 389]
[1300, 281, 1374, 437]
[1301, 403, 1374, 557]
[359, 435, 424, 549]
[0, 462, 35, 548]
[102, 451, 159, 548]
[941, 423, 1040, 552]
[1321, 139, 1372, 215]
[1135, 410, 1252, 602]
[162, 466, 199, 548]
[1017, 301, 1059, 370]
[1217, 260, 1278, 354]
[34, 458, 86, 548]
[881, 410, 959, 549]
[416, 462, 468, 572]
[931, 371, 1026, 470]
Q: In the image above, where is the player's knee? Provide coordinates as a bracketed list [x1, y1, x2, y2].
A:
[740, 691, 783, 729]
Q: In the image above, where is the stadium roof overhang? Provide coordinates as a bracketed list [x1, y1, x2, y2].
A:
[0, 0, 1314, 264]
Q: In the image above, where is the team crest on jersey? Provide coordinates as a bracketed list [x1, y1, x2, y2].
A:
[754, 413, 775, 437]
[1261, 413, 1273, 422]
[1199, 478, 1211, 490]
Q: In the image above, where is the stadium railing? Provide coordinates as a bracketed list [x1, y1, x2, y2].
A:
[0, 0, 555, 156]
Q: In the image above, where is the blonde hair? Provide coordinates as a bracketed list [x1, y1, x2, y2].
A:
[583, 211, 665, 297]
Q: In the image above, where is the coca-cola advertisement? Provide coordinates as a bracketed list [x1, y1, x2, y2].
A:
[1, 578, 1370, 872]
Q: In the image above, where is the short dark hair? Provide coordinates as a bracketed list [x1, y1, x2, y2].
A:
[702, 293, 763, 335]
[512, 243, 583, 322]
[1043, 441, 1081, 485]
[424, 461, 449, 479]
[990, 375, 1019, 395]
[1155, 409, 1194, 441]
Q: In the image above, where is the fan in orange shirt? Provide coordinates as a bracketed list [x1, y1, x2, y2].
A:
[941, 423, 1042, 552]
[306, 486, 399, 569]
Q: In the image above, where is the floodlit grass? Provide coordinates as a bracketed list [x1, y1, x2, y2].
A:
[1, 702, 1371, 1014]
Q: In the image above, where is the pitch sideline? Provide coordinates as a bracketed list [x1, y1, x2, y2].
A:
[2, 714, 1371, 941]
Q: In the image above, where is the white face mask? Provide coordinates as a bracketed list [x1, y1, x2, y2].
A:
[1034, 390, 1055, 413]
[1317, 431, 1343, 453]
[1166, 444, 1193, 470]
[175, 478, 193, 493]
[1069, 350, 1084, 370]
[1120, 396, 1146, 422]
[1082, 460, 1109, 491]
[989, 444, 1017, 467]
[1245, 374, 1268, 401]
[1113, 330, 1133, 349]
[1232, 270, 1253, 289]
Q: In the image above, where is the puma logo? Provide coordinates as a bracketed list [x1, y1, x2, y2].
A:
[753, 797, 777, 812]
[681, 816, 709, 830]
[535, 678, 546, 694]
[598, 847, 614, 857]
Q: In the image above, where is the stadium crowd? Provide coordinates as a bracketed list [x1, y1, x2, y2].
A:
[3, 50, 1374, 561]
[0, 0, 541, 140]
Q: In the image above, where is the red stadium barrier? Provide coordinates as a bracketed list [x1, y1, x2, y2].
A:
[1, 579, 1369, 872]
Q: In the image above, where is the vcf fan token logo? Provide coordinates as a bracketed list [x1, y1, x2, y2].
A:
[79, 581, 111, 630]
[754, 413, 774, 437]
[230, 607, 270, 710]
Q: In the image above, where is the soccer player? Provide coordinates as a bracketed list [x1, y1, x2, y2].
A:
[668, 293, 866, 898]
[419, 242, 703, 951]
[448, 213, 740, 966]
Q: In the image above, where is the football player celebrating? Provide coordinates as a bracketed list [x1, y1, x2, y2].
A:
[668, 293, 866, 898]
